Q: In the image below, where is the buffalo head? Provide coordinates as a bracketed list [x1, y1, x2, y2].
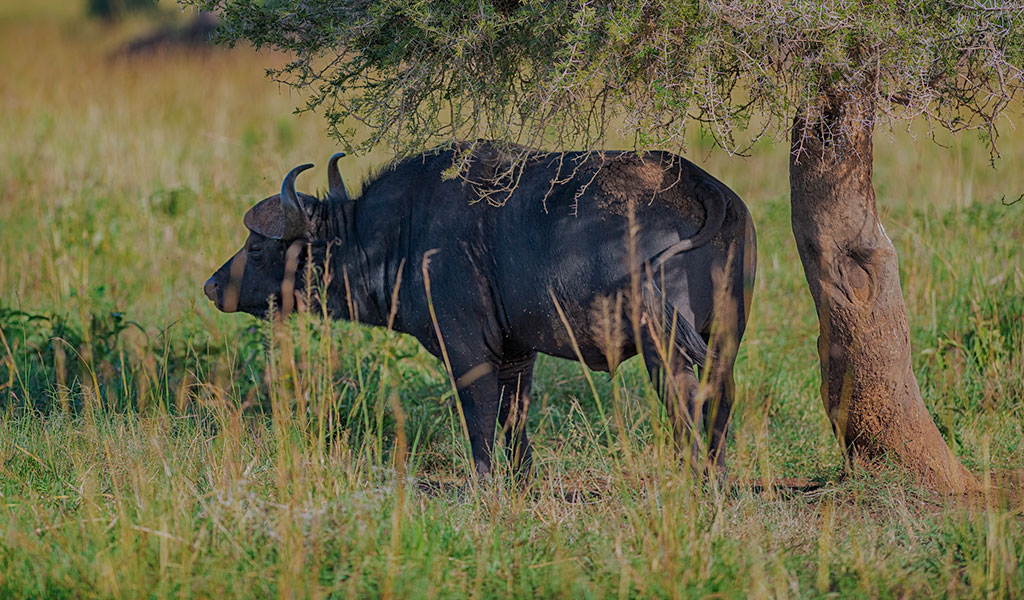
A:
[204, 153, 348, 316]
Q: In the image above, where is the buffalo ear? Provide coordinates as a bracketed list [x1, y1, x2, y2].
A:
[327, 152, 349, 201]
[243, 196, 284, 239]
[243, 163, 316, 240]
[280, 163, 315, 240]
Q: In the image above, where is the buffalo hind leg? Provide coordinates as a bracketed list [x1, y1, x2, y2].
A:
[702, 239, 753, 479]
[702, 305, 748, 478]
[701, 336, 738, 478]
[497, 352, 537, 482]
[641, 334, 704, 473]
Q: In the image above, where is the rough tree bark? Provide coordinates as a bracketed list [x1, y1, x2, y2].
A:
[788, 96, 978, 494]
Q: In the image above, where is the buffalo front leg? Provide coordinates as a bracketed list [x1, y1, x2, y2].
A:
[497, 352, 537, 481]
[451, 357, 503, 480]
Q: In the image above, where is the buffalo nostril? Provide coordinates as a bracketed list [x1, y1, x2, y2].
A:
[204, 278, 219, 302]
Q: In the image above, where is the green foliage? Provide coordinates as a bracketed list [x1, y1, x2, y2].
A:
[188, 0, 1024, 157]
[0, 298, 265, 414]
[151, 185, 198, 218]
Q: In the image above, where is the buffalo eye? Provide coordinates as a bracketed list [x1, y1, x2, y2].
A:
[247, 244, 263, 263]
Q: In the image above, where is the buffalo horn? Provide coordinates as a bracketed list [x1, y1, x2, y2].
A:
[327, 152, 349, 201]
[281, 163, 314, 240]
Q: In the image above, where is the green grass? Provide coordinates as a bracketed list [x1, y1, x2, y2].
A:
[1, 4, 1022, 598]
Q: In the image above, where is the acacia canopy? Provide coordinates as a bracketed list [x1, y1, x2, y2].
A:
[195, 0, 1023, 157]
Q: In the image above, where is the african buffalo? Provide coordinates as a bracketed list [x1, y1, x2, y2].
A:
[205, 142, 756, 480]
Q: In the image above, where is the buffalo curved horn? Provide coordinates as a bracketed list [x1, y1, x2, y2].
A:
[281, 163, 314, 240]
[327, 152, 349, 201]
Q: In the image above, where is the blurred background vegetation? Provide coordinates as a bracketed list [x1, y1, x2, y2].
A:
[0, 1, 1021, 597]
[86, 0, 156, 21]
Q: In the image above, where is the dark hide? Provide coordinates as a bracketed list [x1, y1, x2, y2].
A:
[205, 142, 756, 481]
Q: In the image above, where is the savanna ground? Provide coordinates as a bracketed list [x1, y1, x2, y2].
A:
[1, 2, 1023, 598]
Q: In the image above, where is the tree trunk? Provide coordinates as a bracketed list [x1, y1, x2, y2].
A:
[788, 97, 978, 494]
